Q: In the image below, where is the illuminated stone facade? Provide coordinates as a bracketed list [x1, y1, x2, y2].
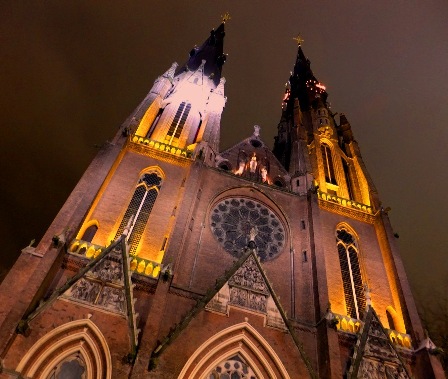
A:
[0, 20, 444, 379]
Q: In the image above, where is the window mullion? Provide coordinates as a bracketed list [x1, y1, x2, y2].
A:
[168, 104, 187, 145]
[346, 245, 360, 319]
[127, 188, 148, 241]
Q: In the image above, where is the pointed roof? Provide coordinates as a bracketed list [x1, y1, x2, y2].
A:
[18, 227, 141, 360]
[288, 44, 328, 111]
[176, 22, 226, 86]
[217, 126, 290, 183]
[347, 306, 411, 378]
[149, 246, 317, 378]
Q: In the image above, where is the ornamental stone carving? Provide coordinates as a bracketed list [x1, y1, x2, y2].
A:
[210, 198, 285, 261]
[64, 254, 127, 315]
[228, 255, 268, 293]
[91, 256, 123, 283]
[356, 316, 410, 378]
[206, 255, 286, 330]
[228, 256, 268, 313]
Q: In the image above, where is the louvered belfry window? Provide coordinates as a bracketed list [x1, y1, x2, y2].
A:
[321, 144, 337, 185]
[337, 228, 366, 319]
[342, 159, 354, 200]
[115, 173, 162, 255]
[165, 101, 191, 146]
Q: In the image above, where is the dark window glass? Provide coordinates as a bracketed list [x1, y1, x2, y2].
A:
[337, 228, 365, 319]
[386, 310, 396, 330]
[115, 173, 162, 255]
[321, 144, 337, 185]
[165, 102, 191, 145]
[342, 159, 354, 200]
[146, 108, 164, 139]
[81, 224, 98, 243]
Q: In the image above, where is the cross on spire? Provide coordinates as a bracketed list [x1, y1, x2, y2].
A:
[293, 34, 305, 46]
[221, 12, 231, 23]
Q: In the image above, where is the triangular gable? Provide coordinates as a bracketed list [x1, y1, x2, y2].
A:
[216, 126, 290, 184]
[206, 254, 286, 330]
[150, 246, 316, 378]
[18, 225, 140, 360]
[348, 306, 411, 378]
[62, 247, 128, 315]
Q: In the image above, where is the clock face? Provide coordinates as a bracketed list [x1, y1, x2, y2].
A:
[210, 197, 285, 262]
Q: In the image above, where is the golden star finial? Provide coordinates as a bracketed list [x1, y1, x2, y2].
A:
[293, 34, 305, 46]
[221, 12, 231, 24]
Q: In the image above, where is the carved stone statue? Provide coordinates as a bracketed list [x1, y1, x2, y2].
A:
[249, 153, 257, 173]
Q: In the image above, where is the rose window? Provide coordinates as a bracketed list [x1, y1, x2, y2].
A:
[210, 198, 285, 261]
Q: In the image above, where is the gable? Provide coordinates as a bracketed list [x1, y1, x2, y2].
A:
[216, 127, 290, 187]
[149, 248, 316, 378]
[62, 251, 127, 315]
[206, 254, 286, 330]
[348, 307, 411, 379]
[18, 232, 140, 360]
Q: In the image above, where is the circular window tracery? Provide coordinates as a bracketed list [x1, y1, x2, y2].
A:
[210, 197, 285, 261]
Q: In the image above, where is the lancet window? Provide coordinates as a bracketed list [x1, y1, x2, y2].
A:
[386, 309, 396, 330]
[146, 108, 164, 139]
[337, 227, 366, 319]
[192, 114, 202, 144]
[342, 159, 354, 200]
[81, 224, 98, 243]
[165, 101, 191, 145]
[115, 172, 162, 255]
[321, 143, 337, 185]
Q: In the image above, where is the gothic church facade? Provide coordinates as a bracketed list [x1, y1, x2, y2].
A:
[0, 20, 444, 379]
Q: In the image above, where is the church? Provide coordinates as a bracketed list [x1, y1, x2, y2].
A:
[0, 16, 444, 379]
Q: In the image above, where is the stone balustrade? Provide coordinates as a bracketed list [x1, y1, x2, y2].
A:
[332, 313, 363, 334]
[386, 329, 412, 349]
[317, 190, 373, 214]
[330, 312, 412, 349]
[68, 239, 162, 279]
[69, 239, 104, 259]
[132, 135, 192, 158]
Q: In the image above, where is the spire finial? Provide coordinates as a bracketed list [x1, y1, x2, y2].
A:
[293, 34, 305, 46]
[221, 12, 231, 24]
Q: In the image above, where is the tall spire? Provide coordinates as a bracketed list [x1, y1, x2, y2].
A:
[176, 22, 227, 86]
[288, 44, 328, 112]
[273, 39, 328, 179]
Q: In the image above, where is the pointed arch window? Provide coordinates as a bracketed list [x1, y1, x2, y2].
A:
[208, 355, 257, 379]
[321, 143, 337, 185]
[115, 172, 162, 255]
[337, 228, 365, 319]
[81, 224, 98, 243]
[192, 113, 202, 144]
[146, 108, 164, 139]
[165, 101, 191, 146]
[342, 159, 354, 200]
[386, 309, 396, 330]
[47, 355, 86, 379]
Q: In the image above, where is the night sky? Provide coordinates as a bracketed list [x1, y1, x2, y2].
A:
[1, 2, 447, 329]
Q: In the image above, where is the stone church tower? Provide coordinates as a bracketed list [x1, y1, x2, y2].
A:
[0, 19, 444, 379]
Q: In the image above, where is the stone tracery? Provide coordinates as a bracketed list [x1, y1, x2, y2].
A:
[210, 198, 285, 261]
